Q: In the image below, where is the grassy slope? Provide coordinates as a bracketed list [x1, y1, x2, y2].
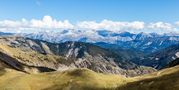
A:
[0, 45, 179, 90]
[117, 65, 179, 90]
[0, 45, 56, 62]
[0, 65, 179, 90]
[0, 45, 68, 68]
[0, 68, 133, 90]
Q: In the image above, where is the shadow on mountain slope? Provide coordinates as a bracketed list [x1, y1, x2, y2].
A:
[117, 65, 179, 90]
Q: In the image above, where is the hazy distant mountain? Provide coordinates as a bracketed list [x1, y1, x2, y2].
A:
[0, 32, 13, 36]
[25, 31, 179, 53]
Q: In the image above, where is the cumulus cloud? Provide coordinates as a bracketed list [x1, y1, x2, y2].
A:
[76, 20, 145, 32]
[30, 16, 74, 29]
[176, 21, 179, 26]
[0, 15, 74, 33]
[148, 22, 173, 30]
[0, 15, 178, 33]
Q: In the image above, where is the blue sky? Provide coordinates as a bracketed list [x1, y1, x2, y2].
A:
[0, 0, 179, 22]
[0, 0, 179, 33]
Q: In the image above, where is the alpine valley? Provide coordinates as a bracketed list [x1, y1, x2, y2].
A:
[0, 31, 178, 90]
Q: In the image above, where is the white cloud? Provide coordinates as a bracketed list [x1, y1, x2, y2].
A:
[30, 16, 74, 29]
[0, 15, 178, 33]
[76, 20, 145, 32]
[148, 22, 173, 30]
[176, 21, 179, 26]
[0, 16, 74, 33]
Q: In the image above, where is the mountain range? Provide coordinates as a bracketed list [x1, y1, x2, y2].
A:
[25, 31, 179, 53]
[0, 31, 179, 90]
[0, 36, 156, 76]
[1, 31, 179, 70]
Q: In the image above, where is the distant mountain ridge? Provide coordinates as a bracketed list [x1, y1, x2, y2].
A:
[24, 31, 179, 53]
[0, 32, 13, 36]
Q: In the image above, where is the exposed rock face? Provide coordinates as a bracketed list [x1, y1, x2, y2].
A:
[166, 58, 179, 68]
[132, 44, 179, 69]
[0, 49, 55, 73]
[0, 36, 156, 76]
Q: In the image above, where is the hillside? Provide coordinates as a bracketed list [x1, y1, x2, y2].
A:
[0, 36, 156, 76]
[132, 44, 179, 69]
[94, 42, 146, 60]
[117, 65, 179, 90]
[0, 65, 179, 90]
[0, 68, 130, 90]
[2, 36, 178, 90]
[166, 58, 179, 68]
[0, 36, 178, 90]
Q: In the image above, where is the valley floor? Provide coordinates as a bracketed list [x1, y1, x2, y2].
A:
[0, 65, 179, 90]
